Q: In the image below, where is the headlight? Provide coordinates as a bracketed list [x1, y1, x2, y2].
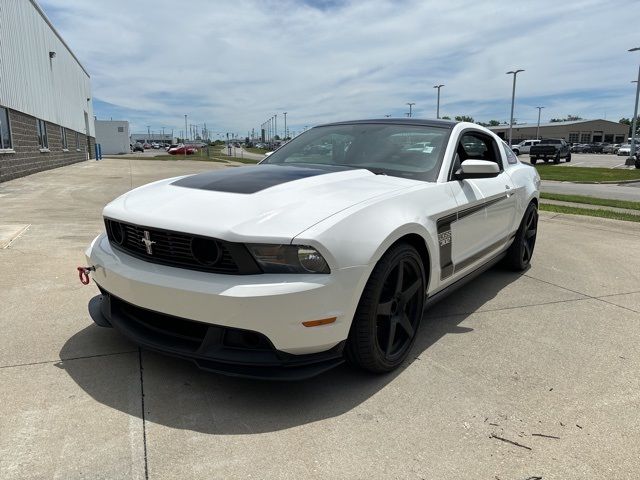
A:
[247, 244, 330, 274]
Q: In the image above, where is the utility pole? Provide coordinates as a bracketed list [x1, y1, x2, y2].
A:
[506, 69, 525, 146]
[535, 106, 544, 140]
[146, 125, 150, 143]
[433, 85, 444, 119]
[628, 47, 640, 166]
[406, 102, 415, 118]
[274, 114, 278, 140]
[184, 114, 188, 158]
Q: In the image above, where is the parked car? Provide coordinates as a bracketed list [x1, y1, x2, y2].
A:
[617, 144, 631, 156]
[602, 143, 619, 154]
[529, 138, 571, 164]
[510, 139, 541, 155]
[143, 143, 152, 149]
[166, 144, 179, 151]
[132, 143, 144, 152]
[83, 118, 540, 378]
[589, 143, 604, 154]
[168, 145, 197, 155]
[151, 143, 161, 149]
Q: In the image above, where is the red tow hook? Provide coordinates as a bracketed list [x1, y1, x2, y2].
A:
[77, 266, 95, 285]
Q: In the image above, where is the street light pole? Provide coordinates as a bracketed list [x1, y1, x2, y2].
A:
[406, 102, 415, 118]
[506, 69, 525, 146]
[433, 85, 444, 119]
[184, 114, 187, 159]
[535, 106, 544, 140]
[283, 112, 287, 140]
[628, 47, 640, 165]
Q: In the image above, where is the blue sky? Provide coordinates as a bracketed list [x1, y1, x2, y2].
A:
[40, 0, 640, 137]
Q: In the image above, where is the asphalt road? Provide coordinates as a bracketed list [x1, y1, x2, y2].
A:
[1, 159, 640, 479]
[541, 180, 640, 201]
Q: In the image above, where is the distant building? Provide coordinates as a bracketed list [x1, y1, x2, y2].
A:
[95, 120, 130, 155]
[488, 119, 629, 144]
[130, 133, 175, 145]
[0, 0, 95, 182]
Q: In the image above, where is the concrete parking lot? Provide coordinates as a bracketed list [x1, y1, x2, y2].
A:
[520, 152, 634, 169]
[1, 159, 640, 479]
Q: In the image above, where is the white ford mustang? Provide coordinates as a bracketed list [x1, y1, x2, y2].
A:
[84, 119, 540, 379]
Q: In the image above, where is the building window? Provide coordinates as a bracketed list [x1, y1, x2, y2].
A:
[37, 118, 48, 148]
[117, 126, 124, 133]
[568, 133, 579, 143]
[61, 126, 68, 150]
[0, 107, 12, 150]
[580, 132, 591, 143]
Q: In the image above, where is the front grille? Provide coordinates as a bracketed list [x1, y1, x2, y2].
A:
[104, 218, 261, 274]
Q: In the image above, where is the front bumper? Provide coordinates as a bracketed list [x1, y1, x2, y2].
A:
[85, 233, 369, 354]
[89, 291, 346, 380]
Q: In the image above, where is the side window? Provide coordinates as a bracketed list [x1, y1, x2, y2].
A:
[458, 132, 502, 167]
[502, 142, 518, 164]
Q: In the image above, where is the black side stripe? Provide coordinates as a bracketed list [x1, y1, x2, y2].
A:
[436, 194, 509, 281]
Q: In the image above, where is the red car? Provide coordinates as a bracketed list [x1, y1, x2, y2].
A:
[168, 145, 197, 155]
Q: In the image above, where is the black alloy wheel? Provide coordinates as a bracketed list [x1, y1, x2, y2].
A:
[504, 202, 538, 271]
[346, 243, 425, 373]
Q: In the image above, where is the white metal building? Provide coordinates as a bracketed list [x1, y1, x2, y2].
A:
[0, 0, 95, 182]
[95, 120, 130, 155]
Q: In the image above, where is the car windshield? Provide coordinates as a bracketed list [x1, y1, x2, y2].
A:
[261, 123, 451, 182]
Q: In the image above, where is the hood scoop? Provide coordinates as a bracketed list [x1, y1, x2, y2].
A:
[172, 164, 351, 194]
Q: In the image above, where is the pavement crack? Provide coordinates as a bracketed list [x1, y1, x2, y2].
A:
[138, 348, 150, 480]
[428, 296, 590, 320]
[0, 350, 138, 370]
[525, 274, 640, 315]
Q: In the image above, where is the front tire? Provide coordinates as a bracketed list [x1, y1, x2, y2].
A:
[530, 157, 537, 165]
[566, 152, 572, 162]
[504, 202, 538, 271]
[346, 243, 425, 373]
[554, 153, 561, 164]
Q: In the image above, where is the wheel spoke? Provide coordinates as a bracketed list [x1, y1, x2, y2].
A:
[401, 279, 421, 304]
[377, 300, 393, 316]
[397, 313, 415, 337]
[386, 319, 397, 356]
[394, 261, 404, 295]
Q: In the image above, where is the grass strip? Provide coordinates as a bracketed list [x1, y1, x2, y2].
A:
[534, 164, 640, 182]
[540, 193, 640, 211]
[540, 203, 640, 223]
[244, 147, 269, 155]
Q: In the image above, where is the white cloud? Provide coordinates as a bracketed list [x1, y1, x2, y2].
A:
[41, 0, 640, 135]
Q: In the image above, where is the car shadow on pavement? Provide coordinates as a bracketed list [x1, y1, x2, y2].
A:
[59, 267, 524, 435]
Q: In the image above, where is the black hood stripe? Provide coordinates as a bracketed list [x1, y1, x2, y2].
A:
[172, 164, 351, 194]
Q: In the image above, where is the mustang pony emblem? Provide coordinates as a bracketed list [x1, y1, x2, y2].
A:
[141, 230, 156, 255]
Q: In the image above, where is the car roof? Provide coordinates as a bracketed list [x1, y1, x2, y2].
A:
[316, 118, 458, 129]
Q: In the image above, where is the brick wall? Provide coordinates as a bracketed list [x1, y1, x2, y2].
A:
[0, 108, 95, 182]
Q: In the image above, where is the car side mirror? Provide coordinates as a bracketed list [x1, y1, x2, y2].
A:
[455, 159, 500, 179]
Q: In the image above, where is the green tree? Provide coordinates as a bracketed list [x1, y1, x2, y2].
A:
[454, 115, 474, 122]
[550, 115, 584, 123]
[488, 119, 501, 126]
[441, 116, 451, 120]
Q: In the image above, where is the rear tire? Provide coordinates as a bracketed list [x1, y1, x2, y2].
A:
[530, 157, 537, 165]
[345, 243, 425, 373]
[503, 203, 538, 271]
[566, 153, 572, 162]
